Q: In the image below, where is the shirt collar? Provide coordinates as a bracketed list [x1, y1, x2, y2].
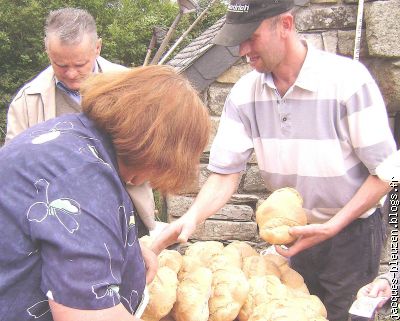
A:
[294, 40, 320, 92]
[56, 81, 80, 96]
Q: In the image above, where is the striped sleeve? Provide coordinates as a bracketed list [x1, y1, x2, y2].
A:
[208, 97, 254, 174]
[345, 77, 396, 174]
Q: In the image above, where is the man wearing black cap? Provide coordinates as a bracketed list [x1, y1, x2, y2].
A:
[152, 1, 396, 320]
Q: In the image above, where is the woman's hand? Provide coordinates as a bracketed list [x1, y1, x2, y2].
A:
[151, 215, 197, 255]
[275, 221, 339, 257]
[140, 244, 158, 284]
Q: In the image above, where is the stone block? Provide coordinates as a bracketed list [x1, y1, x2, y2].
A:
[366, 59, 400, 113]
[206, 116, 220, 152]
[296, 5, 357, 31]
[216, 61, 252, 84]
[301, 31, 338, 53]
[256, 198, 267, 210]
[337, 29, 368, 58]
[300, 33, 324, 50]
[230, 193, 260, 206]
[321, 30, 338, 54]
[167, 194, 254, 221]
[388, 116, 395, 134]
[365, 0, 400, 57]
[294, 0, 311, 6]
[242, 165, 268, 194]
[248, 151, 258, 164]
[167, 195, 194, 218]
[188, 219, 259, 242]
[311, 0, 338, 4]
[179, 164, 211, 195]
[208, 84, 231, 116]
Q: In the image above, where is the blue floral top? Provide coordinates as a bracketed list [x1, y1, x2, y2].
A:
[0, 113, 146, 320]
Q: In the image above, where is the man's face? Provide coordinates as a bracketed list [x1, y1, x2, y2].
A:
[46, 34, 101, 91]
[239, 18, 284, 73]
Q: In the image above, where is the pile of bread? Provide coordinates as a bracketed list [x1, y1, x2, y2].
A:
[140, 188, 321, 321]
[140, 239, 328, 321]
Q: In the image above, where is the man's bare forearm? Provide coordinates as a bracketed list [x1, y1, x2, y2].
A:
[185, 172, 241, 224]
[329, 175, 391, 231]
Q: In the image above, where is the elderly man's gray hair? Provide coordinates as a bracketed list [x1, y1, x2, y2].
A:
[44, 8, 98, 48]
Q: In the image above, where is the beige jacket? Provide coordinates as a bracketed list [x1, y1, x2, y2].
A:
[6, 56, 126, 141]
[6, 56, 156, 230]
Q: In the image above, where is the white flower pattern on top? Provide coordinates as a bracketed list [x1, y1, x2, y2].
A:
[119, 205, 137, 247]
[78, 144, 112, 168]
[92, 243, 121, 306]
[26, 300, 50, 319]
[26, 179, 81, 234]
[91, 243, 140, 314]
[31, 122, 74, 144]
[30, 121, 99, 145]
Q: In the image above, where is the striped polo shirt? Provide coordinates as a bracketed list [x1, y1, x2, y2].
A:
[209, 44, 396, 223]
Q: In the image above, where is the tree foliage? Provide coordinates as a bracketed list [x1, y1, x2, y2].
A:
[0, 0, 227, 142]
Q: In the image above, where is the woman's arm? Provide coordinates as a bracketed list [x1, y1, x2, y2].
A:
[50, 300, 143, 321]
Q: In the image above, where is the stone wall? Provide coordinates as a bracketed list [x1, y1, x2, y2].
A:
[166, 0, 400, 256]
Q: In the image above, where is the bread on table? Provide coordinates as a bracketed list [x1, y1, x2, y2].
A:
[158, 249, 183, 274]
[178, 255, 203, 281]
[224, 241, 258, 269]
[291, 295, 328, 319]
[279, 265, 309, 294]
[142, 266, 179, 321]
[208, 266, 249, 321]
[172, 266, 213, 321]
[248, 298, 308, 321]
[142, 238, 328, 321]
[238, 275, 289, 321]
[184, 241, 225, 264]
[262, 253, 289, 270]
[242, 255, 281, 279]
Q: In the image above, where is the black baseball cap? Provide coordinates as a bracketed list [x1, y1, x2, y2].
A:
[213, 0, 294, 47]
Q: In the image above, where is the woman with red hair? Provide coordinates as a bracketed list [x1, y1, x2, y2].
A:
[0, 65, 210, 321]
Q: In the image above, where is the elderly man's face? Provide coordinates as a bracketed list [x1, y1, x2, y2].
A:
[46, 34, 101, 91]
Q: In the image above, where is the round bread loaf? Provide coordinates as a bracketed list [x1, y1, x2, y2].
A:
[172, 267, 213, 321]
[142, 266, 179, 321]
[292, 295, 328, 319]
[208, 266, 249, 321]
[242, 255, 281, 279]
[158, 249, 182, 274]
[248, 299, 309, 321]
[256, 188, 307, 244]
[238, 275, 288, 321]
[223, 240, 258, 269]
